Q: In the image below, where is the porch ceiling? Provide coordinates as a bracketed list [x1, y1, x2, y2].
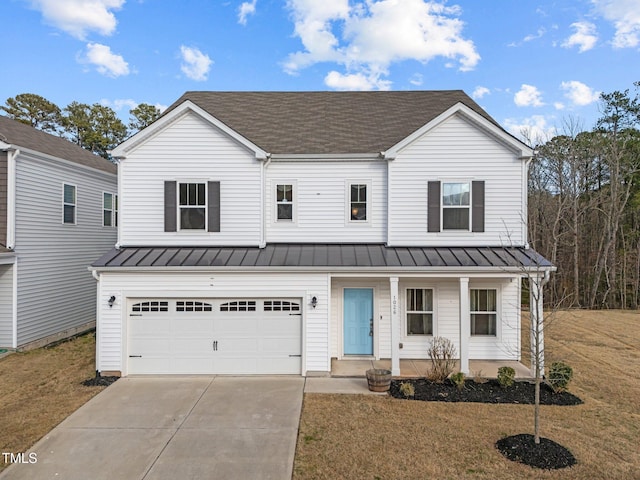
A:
[93, 244, 552, 271]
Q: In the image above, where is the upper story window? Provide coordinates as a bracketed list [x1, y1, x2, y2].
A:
[276, 184, 293, 221]
[63, 183, 76, 225]
[103, 192, 118, 227]
[406, 288, 433, 335]
[350, 184, 367, 221]
[470, 288, 497, 336]
[164, 180, 220, 233]
[442, 182, 470, 230]
[179, 182, 206, 230]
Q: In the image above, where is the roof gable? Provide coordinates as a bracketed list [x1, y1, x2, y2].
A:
[0, 115, 116, 174]
[111, 100, 268, 160]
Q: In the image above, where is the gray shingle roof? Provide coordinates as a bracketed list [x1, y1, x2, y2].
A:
[0, 115, 117, 174]
[167, 90, 503, 155]
[93, 244, 553, 270]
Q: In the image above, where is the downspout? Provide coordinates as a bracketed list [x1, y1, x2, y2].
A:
[92, 269, 101, 374]
[523, 155, 533, 249]
[6, 148, 18, 249]
[260, 154, 272, 248]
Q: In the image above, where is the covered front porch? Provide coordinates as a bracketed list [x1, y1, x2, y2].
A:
[330, 358, 533, 379]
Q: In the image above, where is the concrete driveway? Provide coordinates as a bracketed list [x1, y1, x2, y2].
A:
[0, 376, 304, 480]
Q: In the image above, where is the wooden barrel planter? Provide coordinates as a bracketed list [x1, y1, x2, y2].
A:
[366, 368, 392, 392]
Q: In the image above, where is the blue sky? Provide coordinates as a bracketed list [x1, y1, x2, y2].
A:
[2, 0, 639, 141]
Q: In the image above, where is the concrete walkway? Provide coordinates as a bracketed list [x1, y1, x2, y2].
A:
[0, 376, 304, 480]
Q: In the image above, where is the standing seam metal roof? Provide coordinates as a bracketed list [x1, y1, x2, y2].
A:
[92, 244, 553, 270]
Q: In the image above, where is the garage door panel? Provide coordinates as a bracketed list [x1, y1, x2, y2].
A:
[128, 298, 302, 375]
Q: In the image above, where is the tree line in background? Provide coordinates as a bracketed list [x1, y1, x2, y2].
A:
[0, 93, 161, 159]
[2, 86, 639, 309]
[528, 82, 640, 309]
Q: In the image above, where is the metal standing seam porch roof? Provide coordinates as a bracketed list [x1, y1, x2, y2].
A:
[92, 244, 553, 271]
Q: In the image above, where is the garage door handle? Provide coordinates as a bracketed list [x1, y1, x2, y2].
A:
[212, 340, 218, 351]
[289, 313, 302, 316]
[289, 354, 301, 357]
[129, 355, 142, 358]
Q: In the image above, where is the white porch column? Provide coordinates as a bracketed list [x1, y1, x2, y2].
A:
[459, 277, 470, 374]
[529, 274, 545, 376]
[389, 277, 400, 376]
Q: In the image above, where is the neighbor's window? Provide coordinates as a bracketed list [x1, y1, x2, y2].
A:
[470, 289, 497, 336]
[179, 183, 206, 230]
[406, 288, 433, 335]
[442, 182, 470, 230]
[350, 184, 367, 221]
[103, 192, 118, 227]
[276, 184, 293, 221]
[63, 184, 76, 224]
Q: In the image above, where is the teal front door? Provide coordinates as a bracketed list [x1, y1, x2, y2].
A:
[343, 288, 373, 355]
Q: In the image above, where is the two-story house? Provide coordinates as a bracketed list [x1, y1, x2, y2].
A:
[91, 91, 552, 377]
[0, 116, 117, 350]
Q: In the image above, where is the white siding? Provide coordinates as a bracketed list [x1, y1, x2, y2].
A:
[388, 114, 526, 246]
[266, 161, 387, 243]
[97, 271, 330, 375]
[0, 264, 14, 346]
[119, 112, 262, 246]
[14, 154, 117, 347]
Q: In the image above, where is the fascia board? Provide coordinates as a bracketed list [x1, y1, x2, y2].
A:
[112, 100, 269, 160]
[383, 103, 534, 159]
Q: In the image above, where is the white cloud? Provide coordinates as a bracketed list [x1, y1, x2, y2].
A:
[562, 22, 598, 52]
[514, 84, 544, 107]
[560, 80, 601, 106]
[504, 115, 557, 144]
[238, 0, 257, 25]
[409, 73, 423, 86]
[472, 86, 490, 99]
[554, 102, 566, 110]
[592, 0, 640, 48]
[285, 0, 479, 90]
[179, 46, 213, 81]
[28, 0, 124, 40]
[84, 42, 129, 77]
[324, 70, 391, 90]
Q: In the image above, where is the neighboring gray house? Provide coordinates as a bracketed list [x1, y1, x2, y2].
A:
[0, 116, 117, 350]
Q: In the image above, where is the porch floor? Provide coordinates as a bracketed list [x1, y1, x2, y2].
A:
[331, 358, 532, 379]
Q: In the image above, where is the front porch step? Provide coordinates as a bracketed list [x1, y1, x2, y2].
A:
[331, 358, 532, 379]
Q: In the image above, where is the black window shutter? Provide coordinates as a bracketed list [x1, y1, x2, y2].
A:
[472, 180, 485, 232]
[208, 181, 220, 232]
[427, 181, 441, 232]
[164, 181, 177, 232]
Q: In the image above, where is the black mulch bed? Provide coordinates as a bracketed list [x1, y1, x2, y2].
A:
[82, 375, 119, 387]
[389, 379, 583, 405]
[496, 434, 577, 469]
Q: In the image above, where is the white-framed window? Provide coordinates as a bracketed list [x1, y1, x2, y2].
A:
[406, 288, 434, 335]
[349, 183, 367, 221]
[63, 183, 76, 224]
[442, 182, 470, 230]
[103, 192, 118, 227]
[470, 288, 497, 336]
[220, 300, 256, 312]
[176, 301, 213, 312]
[179, 182, 206, 230]
[276, 183, 294, 221]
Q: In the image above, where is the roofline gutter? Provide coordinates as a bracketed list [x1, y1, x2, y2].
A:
[89, 265, 556, 275]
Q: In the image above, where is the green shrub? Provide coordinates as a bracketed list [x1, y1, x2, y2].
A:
[426, 336, 457, 382]
[548, 361, 573, 393]
[450, 371, 465, 390]
[399, 381, 415, 398]
[497, 366, 516, 388]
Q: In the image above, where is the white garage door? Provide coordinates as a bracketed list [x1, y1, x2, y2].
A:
[128, 298, 302, 375]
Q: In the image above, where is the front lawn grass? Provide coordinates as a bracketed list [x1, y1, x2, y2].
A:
[293, 310, 640, 479]
[0, 332, 105, 472]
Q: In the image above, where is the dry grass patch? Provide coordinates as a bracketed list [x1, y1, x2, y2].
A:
[0, 333, 105, 471]
[294, 310, 640, 479]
